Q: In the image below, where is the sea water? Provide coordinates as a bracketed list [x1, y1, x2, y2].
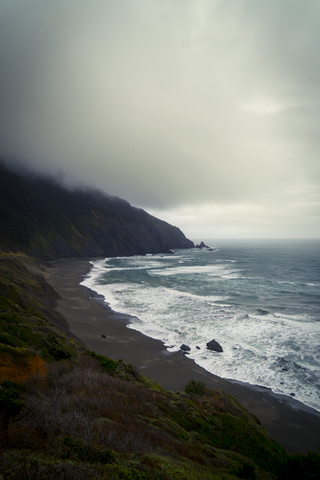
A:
[81, 239, 320, 411]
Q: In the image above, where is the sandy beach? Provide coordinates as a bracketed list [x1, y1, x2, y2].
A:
[47, 257, 320, 455]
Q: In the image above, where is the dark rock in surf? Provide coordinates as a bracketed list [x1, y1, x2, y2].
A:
[195, 241, 213, 251]
[180, 344, 191, 352]
[206, 339, 223, 352]
[195, 241, 209, 249]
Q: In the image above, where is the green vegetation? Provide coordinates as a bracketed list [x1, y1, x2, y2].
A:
[0, 253, 82, 364]
[85, 350, 119, 373]
[281, 451, 320, 480]
[0, 353, 286, 479]
[185, 379, 208, 395]
[0, 351, 319, 479]
[0, 380, 25, 433]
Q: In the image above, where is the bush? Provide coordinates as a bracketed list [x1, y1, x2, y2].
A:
[62, 436, 115, 464]
[281, 451, 320, 480]
[234, 462, 256, 479]
[0, 451, 99, 480]
[85, 350, 118, 373]
[184, 380, 207, 396]
[0, 381, 25, 430]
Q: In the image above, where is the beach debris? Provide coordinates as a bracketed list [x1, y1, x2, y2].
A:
[206, 339, 223, 352]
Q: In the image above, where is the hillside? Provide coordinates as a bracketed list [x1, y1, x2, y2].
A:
[0, 161, 194, 260]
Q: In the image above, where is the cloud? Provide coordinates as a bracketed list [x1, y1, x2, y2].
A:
[0, 0, 319, 237]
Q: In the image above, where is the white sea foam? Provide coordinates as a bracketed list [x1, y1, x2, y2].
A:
[148, 264, 241, 278]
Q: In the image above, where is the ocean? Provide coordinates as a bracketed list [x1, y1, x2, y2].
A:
[81, 239, 320, 412]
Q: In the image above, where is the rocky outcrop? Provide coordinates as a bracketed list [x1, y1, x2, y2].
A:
[180, 344, 191, 352]
[195, 241, 208, 249]
[195, 241, 213, 250]
[206, 339, 223, 352]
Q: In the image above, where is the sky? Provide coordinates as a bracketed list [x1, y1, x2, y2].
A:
[0, 0, 320, 240]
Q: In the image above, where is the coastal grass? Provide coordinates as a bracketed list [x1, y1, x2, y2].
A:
[0, 352, 289, 480]
[0, 253, 82, 368]
[1, 352, 320, 479]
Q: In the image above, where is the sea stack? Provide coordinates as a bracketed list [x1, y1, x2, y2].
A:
[206, 339, 223, 352]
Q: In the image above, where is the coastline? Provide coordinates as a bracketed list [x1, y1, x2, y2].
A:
[46, 257, 320, 454]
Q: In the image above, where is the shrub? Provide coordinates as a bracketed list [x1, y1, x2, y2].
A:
[281, 451, 320, 480]
[0, 380, 25, 431]
[85, 350, 118, 373]
[234, 462, 256, 479]
[0, 451, 99, 480]
[62, 436, 115, 464]
[184, 380, 207, 396]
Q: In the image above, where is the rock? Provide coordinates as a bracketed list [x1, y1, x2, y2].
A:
[195, 241, 208, 249]
[206, 339, 223, 352]
[180, 344, 191, 351]
[195, 241, 214, 251]
[196, 346, 200, 350]
[101, 334, 106, 338]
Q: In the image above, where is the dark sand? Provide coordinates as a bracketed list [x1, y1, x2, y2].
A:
[47, 257, 320, 454]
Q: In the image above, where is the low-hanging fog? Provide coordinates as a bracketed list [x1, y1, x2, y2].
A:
[1, 0, 320, 238]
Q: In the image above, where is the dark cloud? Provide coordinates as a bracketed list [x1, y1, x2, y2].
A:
[0, 0, 319, 237]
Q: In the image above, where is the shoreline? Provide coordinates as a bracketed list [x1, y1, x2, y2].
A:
[46, 257, 320, 454]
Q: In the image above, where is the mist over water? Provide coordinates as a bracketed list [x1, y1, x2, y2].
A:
[82, 239, 320, 411]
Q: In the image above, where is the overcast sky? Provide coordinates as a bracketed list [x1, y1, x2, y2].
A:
[1, 0, 320, 239]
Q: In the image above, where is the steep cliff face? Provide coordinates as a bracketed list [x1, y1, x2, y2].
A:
[0, 161, 194, 259]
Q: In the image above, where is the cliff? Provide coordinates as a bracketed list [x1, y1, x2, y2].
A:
[0, 161, 194, 260]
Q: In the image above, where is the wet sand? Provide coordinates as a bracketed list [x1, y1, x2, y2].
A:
[46, 257, 320, 454]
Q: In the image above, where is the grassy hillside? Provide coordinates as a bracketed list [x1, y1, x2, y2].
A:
[0, 252, 83, 380]
[0, 160, 194, 259]
[1, 352, 291, 480]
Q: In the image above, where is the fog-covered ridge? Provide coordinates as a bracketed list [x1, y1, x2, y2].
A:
[0, 160, 193, 260]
